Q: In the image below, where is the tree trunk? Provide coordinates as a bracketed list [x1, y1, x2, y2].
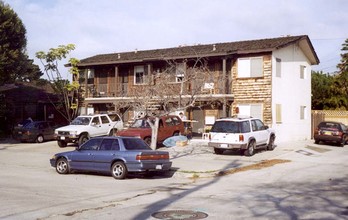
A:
[148, 117, 159, 150]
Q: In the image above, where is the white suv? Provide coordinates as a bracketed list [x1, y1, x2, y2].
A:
[208, 116, 276, 156]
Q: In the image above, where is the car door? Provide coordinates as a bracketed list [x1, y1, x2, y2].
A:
[158, 118, 170, 141]
[69, 138, 102, 171]
[100, 115, 112, 135]
[90, 116, 103, 137]
[251, 119, 268, 147]
[93, 139, 121, 172]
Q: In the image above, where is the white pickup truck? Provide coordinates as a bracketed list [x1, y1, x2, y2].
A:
[55, 113, 123, 147]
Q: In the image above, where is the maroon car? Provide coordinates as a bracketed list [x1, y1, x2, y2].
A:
[314, 121, 348, 146]
[117, 115, 185, 145]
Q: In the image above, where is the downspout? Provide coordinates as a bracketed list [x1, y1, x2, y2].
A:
[222, 58, 227, 117]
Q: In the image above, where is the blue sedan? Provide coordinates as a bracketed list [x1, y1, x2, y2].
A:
[50, 136, 172, 179]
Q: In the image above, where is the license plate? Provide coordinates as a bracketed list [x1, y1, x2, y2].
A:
[156, 165, 163, 170]
[220, 144, 228, 148]
[18, 131, 22, 134]
[60, 136, 65, 140]
[324, 131, 332, 135]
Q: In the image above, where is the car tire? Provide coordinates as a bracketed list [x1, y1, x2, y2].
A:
[214, 148, 224, 155]
[244, 140, 255, 156]
[144, 137, 151, 146]
[111, 161, 128, 180]
[267, 135, 275, 151]
[36, 135, 44, 143]
[109, 129, 116, 136]
[314, 139, 320, 144]
[78, 134, 89, 146]
[57, 140, 67, 148]
[56, 158, 70, 174]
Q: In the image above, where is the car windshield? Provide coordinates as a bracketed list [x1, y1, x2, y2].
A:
[130, 119, 152, 128]
[123, 138, 151, 150]
[319, 122, 341, 131]
[24, 122, 38, 129]
[211, 121, 250, 133]
[71, 117, 91, 125]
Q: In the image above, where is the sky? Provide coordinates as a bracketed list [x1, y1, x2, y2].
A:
[4, 0, 348, 79]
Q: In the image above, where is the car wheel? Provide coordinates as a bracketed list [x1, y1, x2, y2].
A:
[244, 140, 255, 156]
[144, 137, 151, 146]
[173, 131, 180, 136]
[111, 161, 128, 180]
[314, 139, 320, 144]
[36, 135, 44, 143]
[57, 140, 67, 148]
[78, 134, 89, 146]
[267, 135, 275, 151]
[109, 129, 116, 136]
[214, 148, 224, 155]
[56, 158, 70, 174]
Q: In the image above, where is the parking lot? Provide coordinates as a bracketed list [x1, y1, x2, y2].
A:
[1, 139, 348, 219]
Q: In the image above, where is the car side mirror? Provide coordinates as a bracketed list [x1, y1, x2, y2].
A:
[264, 125, 269, 129]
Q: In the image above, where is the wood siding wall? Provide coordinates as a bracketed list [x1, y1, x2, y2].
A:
[231, 54, 273, 125]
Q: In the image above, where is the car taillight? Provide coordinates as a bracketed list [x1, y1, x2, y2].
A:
[136, 154, 169, 160]
[314, 128, 319, 134]
[25, 131, 31, 135]
[239, 134, 244, 142]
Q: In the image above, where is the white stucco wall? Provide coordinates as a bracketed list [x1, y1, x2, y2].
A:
[272, 45, 312, 143]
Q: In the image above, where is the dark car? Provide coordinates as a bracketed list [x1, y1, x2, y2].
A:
[117, 115, 185, 145]
[14, 121, 58, 143]
[50, 136, 172, 179]
[314, 121, 348, 146]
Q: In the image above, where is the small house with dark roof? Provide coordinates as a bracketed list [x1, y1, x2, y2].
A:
[75, 35, 319, 142]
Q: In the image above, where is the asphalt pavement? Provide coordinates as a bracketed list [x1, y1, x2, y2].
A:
[161, 138, 324, 178]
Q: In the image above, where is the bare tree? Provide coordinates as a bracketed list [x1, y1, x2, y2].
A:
[123, 57, 223, 149]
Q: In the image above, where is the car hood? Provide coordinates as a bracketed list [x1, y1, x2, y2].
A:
[55, 125, 86, 132]
[54, 150, 76, 158]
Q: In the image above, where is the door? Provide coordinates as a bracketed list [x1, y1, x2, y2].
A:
[251, 119, 268, 147]
[69, 138, 102, 170]
[100, 115, 112, 135]
[90, 116, 103, 137]
[93, 139, 121, 171]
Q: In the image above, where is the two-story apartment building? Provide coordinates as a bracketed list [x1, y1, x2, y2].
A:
[75, 35, 319, 142]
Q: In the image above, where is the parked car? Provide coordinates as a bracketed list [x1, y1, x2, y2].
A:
[208, 116, 276, 156]
[55, 113, 123, 147]
[50, 136, 172, 179]
[14, 121, 59, 143]
[117, 115, 185, 145]
[314, 121, 348, 146]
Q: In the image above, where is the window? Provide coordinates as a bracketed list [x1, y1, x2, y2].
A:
[80, 138, 102, 151]
[238, 104, 263, 120]
[300, 106, 307, 120]
[101, 116, 109, 124]
[176, 63, 185, 82]
[87, 69, 94, 84]
[300, 65, 307, 79]
[134, 65, 147, 84]
[251, 119, 265, 131]
[276, 104, 282, 124]
[92, 117, 100, 125]
[100, 139, 120, 151]
[276, 58, 281, 77]
[238, 57, 263, 78]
